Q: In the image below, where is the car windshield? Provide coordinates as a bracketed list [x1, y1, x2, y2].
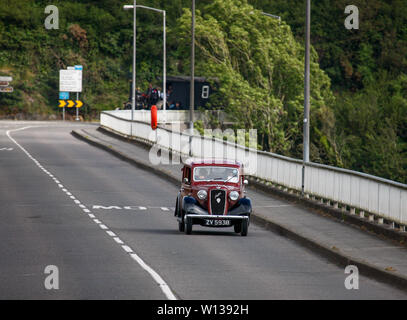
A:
[193, 166, 239, 183]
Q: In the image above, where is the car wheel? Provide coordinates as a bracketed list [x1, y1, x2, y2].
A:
[185, 216, 192, 235]
[178, 220, 185, 232]
[234, 223, 242, 233]
[174, 198, 179, 217]
[241, 219, 248, 237]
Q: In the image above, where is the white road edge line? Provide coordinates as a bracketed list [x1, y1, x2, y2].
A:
[6, 126, 177, 301]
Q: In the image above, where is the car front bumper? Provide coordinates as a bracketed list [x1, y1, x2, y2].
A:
[183, 214, 249, 227]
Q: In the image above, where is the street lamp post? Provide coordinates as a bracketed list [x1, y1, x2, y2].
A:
[129, 1, 136, 125]
[190, 0, 195, 134]
[123, 4, 167, 120]
[302, 0, 311, 195]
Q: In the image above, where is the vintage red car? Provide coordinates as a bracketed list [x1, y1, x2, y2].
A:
[174, 158, 252, 236]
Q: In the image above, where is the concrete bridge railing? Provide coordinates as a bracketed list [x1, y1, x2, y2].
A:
[101, 110, 407, 228]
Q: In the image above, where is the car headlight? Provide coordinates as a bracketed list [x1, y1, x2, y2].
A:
[197, 190, 207, 200]
[229, 191, 239, 201]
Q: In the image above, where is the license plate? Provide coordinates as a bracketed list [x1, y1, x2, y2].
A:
[204, 219, 231, 226]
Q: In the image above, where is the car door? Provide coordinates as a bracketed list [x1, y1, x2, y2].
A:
[179, 166, 192, 214]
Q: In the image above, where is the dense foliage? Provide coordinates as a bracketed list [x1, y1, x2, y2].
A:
[0, 0, 405, 183]
[249, 0, 407, 182]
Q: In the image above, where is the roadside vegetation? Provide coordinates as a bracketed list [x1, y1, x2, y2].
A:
[0, 0, 405, 183]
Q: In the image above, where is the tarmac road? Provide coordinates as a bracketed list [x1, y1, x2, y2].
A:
[0, 121, 406, 299]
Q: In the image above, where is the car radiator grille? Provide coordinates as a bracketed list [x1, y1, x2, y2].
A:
[210, 189, 226, 215]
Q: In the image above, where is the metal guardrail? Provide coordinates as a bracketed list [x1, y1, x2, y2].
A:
[101, 110, 407, 227]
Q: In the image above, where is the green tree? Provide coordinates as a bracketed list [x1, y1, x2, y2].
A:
[170, 0, 336, 162]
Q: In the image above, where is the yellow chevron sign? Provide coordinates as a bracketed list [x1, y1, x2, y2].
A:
[75, 100, 83, 108]
[59, 100, 83, 108]
[58, 100, 67, 108]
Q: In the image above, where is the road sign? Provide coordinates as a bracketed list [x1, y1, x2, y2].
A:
[75, 65, 83, 70]
[58, 100, 83, 108]
[59, 69, 82, 92]
[0, 76, 12, 82]
[0, 86, 13, 93]
[75, 100, 83, 108]
[59, 92, 69, 100]
[0, 81, 9, 86]
[67, 66, 75, 70]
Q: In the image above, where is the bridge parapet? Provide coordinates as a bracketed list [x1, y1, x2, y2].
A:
[101, 110, 407, 229]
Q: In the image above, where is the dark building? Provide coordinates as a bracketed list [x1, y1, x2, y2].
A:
[166, 76, 216, 110]
[125, 75, 217, 110]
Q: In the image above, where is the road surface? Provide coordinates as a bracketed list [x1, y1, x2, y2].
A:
[0, 121, 406, 299]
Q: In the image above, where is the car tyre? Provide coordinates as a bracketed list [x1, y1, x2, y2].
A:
[234, 223, 242, 233]
[241, 219, 248, 237]
[174, 198, 179, 217]
[178, 220, 185, 232]
[185, 216, 192, 235]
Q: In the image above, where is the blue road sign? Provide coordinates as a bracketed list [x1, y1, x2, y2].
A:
[59, 92, 69, 100]
[74, 65, 83, 70]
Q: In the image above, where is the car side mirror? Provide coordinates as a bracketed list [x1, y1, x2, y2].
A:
[184, 177, 189, 183]
[244, 179, 248, 185]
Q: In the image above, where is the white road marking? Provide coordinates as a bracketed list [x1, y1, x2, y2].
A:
[130, 253, 177, 300]
[122, 245, 133, 253]
[88, 214, 95, 218]
[114, 237, 124, 244]
[91, 205, 174, 212]
[6, 126, 177, 301]
[0, 147, 13, 151]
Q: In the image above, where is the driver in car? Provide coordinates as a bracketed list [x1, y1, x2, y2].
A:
[195, 168, 209, 180]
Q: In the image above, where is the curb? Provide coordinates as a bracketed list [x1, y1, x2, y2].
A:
[71, 128, 407, 292]
[249, 179, 407, 246]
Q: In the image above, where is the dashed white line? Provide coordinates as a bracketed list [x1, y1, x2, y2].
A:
[122, 245, 133, 253]
[114, 237, 124, 244]
[6, 126, 177, 301]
